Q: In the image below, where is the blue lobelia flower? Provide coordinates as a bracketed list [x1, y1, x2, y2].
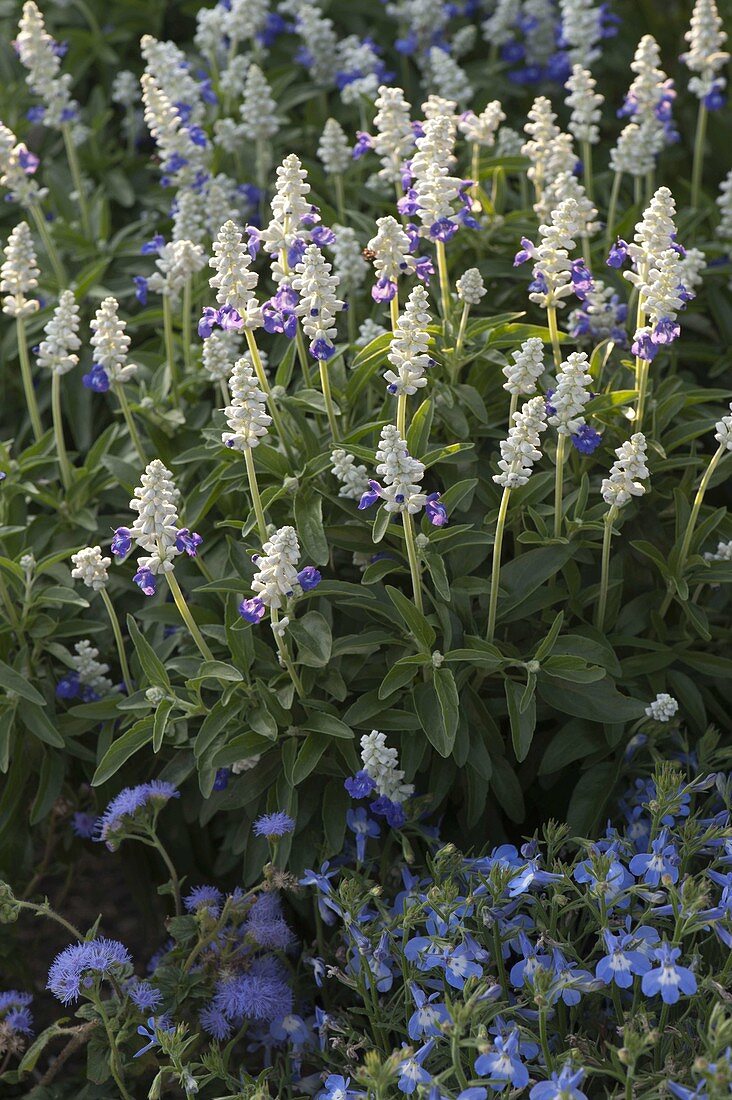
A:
[318, 1074, 361, 1100]
[507, 858, 562, 897]
[475, 1028, 529, 1092]
[595, 925, 658, 988]
[407, 982, 450, 1040]
[641, 942, 697, 1004]
[547, 948, 598, 1006]
[509, 932, 552, 989]
[270, 1012, 311, 1048]
[371, 795, 407, 828]
[346, 807, 380, 862]
[530, 1064, 589, 1100]
[629, 829, 680, 886]
[668, 1084, 708, 1100]
[398, 1040, 435, 1094]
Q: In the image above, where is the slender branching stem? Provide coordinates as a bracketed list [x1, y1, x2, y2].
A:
[17, 317, 43, 442]
[487, 486, 511, 642]
[100, 588, 133, 694]
[51, 372, 72, 490]
[402, 511, 424, 615]
[244, 447, 269, 543]
[165, 570, 214, 663]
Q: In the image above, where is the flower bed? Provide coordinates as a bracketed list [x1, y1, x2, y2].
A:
[0, 0, 731, 1095]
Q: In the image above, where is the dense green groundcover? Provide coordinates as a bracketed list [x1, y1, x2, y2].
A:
[0, 0, 731, 1094]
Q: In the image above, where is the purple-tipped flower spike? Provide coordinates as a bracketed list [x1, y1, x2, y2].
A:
[345, 771, 377, 798]
[133, 276, 148, 305]
[425, 493, 448, 527]
[133, 567, 157, 596]
[111, 527, 132, 557]
[239, 597, 266, 624]
[606, 238, 629, 268]
[175, 528, 203, 557]
[297, 566, 321, 591]
[82, 364, 110, 392]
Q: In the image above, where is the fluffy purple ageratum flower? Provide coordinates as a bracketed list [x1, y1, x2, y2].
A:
[184, 885, 223, 916]
[253, 811, 296, 838]
[47, 938, 132, 1004]
[96, 781, 179, 849]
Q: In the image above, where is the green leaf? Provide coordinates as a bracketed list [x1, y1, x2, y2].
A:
[413, 679, 455, 758]
[92, 718, 154, 785]
[533, 612, 564, 661]
[295, 488, 329, 565]
[491, 756, 525, 822]
[0, 659, 46, 705]
[195, 700, 241, 758]
[323, 780, 350, 857]
[567, 762, 617, 833]
[30, 751, 64, 824]
[186, 661, 244, 688]
[289, 611, 332, 667]
[301, 712, 354, 739]
[433, 668, 459, 750]
[505, 678, 536, 762]
[17, 700, 64, 747]
[126, 615, 170, 689]
[293, 733, 329, 784]
[18, 1021, 72, 1074]
[541, 656, 606, 682]
[378, 656, 424, 699]
[538, 676, 645, 724]
[407, 398, 434, 457]
[386, 585, 436, 651]
[153, 698, 174, 753]
[539, 723, 605, 775]
[499, 545, 574, 616]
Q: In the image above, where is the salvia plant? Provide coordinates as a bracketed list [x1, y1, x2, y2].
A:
[0, 0, 731, 1094]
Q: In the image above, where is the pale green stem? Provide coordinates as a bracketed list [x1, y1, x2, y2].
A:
[219, 380, 230, 408]
[148, 830, 182, 917]
[435, 240, 451, 322]
[582, 235, 591, 270]
[389, 292, 400, 331]
[508, 392, 519, 430]
[163, 296, 180, 403]
[659, 442, 726, 618]
[455, 302, 470, 360]
[61, 124, 91, 239]
[597, 507, 617, 632]
[691, 100, 708, 213]
[113, 383, 146, 466]
[51, 372, 72, 490]
[605, 171, 622, 251]
[397, 393, 407, 437]
[17, 317, 43, 441]
[554, 434, 567, 538]
[546, 305, 562, 370]
[165, 570, 214, 662]
[334, 173, 346, 224]
[29, 203, 67, 285]
[90, 992, 133, 1100]
[319, 359, 340, 441]
[182, 277, 193, 376]
[582, 140, 594, 202]
[100, 588, 133, 695]
[635, 357, 650, 431]
[244, 447, 268, 543]
[245, 329, 294, 462]
[270, 608, 305, 698]
[402, 511, 424, 615]
[487, 486, 511, 642]
[294, 327, 313, 387]
[470, 142, 480, 199]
